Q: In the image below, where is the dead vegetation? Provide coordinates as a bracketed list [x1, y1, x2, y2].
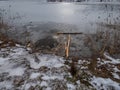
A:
[84, 30, 120, 56]
[56, 29, 120, 87]
[0, 21, 9, 30]
[0, 9, 10, 30]
[0, 33, 16, 48]
[84, 30, 120, 84]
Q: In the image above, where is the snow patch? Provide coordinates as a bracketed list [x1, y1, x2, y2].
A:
[0, 57, 9, 65]
[46, 87, 52, 90]
[0, 81, 13, 89]
[9, 67, 25, 76]
[104, 52, 120, 64]
[40, 81, 48, 87]
[67, 83, 76, 90]
[28, 55, 64, 69]
[112, 73, 120, 79]
[30, 73, 40, 79]
[113, 67, 120, 72]
[42, 75, 63, 80]
[91, 77, 120, 90]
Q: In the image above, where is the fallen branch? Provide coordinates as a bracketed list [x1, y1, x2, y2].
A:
[57, 32, 83, 35]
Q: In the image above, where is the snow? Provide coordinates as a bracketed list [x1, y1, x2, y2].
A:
[40, 81, 48, 86]
[91, 77, 120, 90]
[41, 75, 63, 80]
[0, 44, 70, 89]
[0, 81, 13, 89]
[112, 73, 120, 79]
[28, 55, 64, 69]
[11, 48, 27, 55]
[67, 83, 76, 90]
[46, 87, 52, 90]
[113, 67, 120, 72]
[104, 52, 120, 64]
[30, 73, 40, 79]
[0, 57, 9, 65]
[0, 43, 120, 90]
[24, 83, 37, 90]
[9, 67, 25, 76]
[0, 49, 26, 76]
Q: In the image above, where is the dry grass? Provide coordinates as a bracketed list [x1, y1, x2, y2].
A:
[0, 33, 16, 48]
[84, 30, 120, 84]
[0, 22, 9, 30]
[84, 30, 120, 57]
[0, 13, 14, 48]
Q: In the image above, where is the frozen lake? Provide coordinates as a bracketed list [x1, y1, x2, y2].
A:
[0, 1, 120, 33]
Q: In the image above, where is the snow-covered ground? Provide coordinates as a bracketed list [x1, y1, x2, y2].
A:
[0, 41, 120, 90]
[0, 44, 69, 90]
[0, 43, 91, 90]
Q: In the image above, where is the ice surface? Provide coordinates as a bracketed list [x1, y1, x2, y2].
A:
[0, 1, 120, 33]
